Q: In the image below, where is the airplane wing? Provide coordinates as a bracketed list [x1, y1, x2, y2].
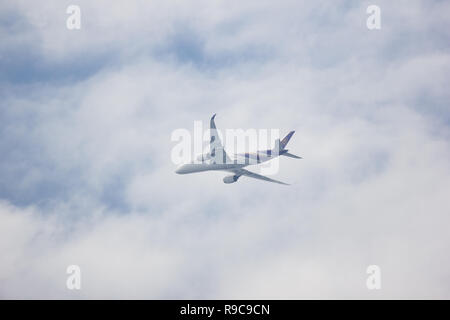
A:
[229, 168, 289, 185]
[210, 114, 231, 164]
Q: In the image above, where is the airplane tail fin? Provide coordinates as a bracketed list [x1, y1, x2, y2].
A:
[276, 131, 302, 159]
[273, 131, 295, 152]
[274, 131, 295, 152]
[280, 131, 295, 150]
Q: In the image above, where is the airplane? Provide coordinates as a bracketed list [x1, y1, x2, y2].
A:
[175, 114, 302, 185]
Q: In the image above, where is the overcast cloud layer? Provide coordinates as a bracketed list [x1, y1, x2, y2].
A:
[1, 0, 450, 299]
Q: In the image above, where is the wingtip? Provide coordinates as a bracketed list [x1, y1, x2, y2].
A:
[211, 113, 216, 120]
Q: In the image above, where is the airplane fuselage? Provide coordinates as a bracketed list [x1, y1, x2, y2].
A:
[175, 151, 283, 175]
[175, 162, 247, 174]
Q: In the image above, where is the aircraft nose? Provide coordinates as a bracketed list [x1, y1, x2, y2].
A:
[175, 164, 185, 174]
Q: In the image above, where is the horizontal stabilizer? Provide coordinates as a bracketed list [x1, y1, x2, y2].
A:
[283, 152, 302, 159]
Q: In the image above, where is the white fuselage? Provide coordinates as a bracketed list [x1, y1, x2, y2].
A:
[175, 150, 283, 175]
[175, 162, 246, 174]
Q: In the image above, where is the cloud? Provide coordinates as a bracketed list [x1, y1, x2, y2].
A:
[1, 0, 450, 298]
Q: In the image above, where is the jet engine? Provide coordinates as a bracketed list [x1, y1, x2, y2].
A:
[223, 175, 239, 184]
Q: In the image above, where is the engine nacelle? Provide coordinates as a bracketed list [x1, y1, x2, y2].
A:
[223, 175, 239, 184]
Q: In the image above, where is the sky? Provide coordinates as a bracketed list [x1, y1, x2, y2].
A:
[1, 0, 450, 299]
